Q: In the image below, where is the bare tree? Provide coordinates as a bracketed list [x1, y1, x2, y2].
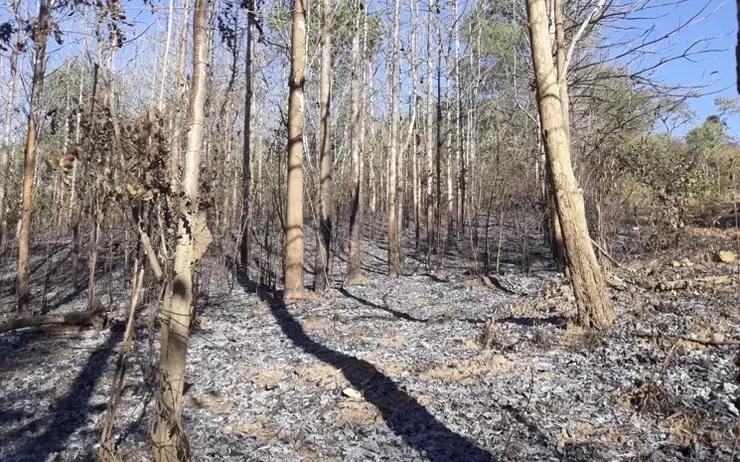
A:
[153, 0, 213, 458]
[315, 0, 333, 291]
[17, 0, 54, 312]
[387, 0, 401, 276]
[240, 0, 256, 270]
[425, 0, 436, 259]
[284, 0, 308, 299]
[526, 0, 614, 329]
[345, 0, 365, 283]
[0, 0, 21, 248]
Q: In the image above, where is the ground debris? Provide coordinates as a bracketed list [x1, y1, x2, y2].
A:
[0, 238, 737, 461]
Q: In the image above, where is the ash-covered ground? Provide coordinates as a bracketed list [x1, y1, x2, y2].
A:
[0, 228, 738, 461]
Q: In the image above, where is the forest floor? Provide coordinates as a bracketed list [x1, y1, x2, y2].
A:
[0, 226, 738, 461]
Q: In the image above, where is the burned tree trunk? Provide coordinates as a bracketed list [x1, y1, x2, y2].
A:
[346, 0, 365, 283]
[526, 0, 614, 329]
[387, 0, 401, 277]
[153, 0, 213, 459]
[17, 0, 53, 312]
[314, 0, 333, 291]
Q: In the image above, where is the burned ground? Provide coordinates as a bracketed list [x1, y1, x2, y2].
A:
[0, 230, 738, 461]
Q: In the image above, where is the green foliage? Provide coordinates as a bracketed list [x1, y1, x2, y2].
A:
[617, 115, 737, 227]
[464, 1, 526, 72]
[686, 116, 729, 153]
[264, 0, 383, 62]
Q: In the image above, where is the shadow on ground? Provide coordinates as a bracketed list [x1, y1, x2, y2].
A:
[236, 270, 495, 462]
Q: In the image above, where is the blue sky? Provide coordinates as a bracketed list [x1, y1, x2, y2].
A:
[646, 0, 738, 137]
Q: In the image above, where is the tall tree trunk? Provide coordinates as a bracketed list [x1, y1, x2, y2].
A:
[17, 0, 53, 312]
[0, 0, 21, 248]
[170, 0, 191, 179]
[435, 27, 443, 259]
[526, 0, 614, 329]
[453, 0, 465, 238]
[284, 0, 308, 299]
[549, 0, 568, 269]
[425, 0, 435, 256]
[346, 0, 365, 282]
[153, 0, 212, 459]
[410, 0, 421, 254]
[387, 0, 401, 276]
[158, 0, 176, 112]
[239, 2, 255, 271]
[314, 0, 333, 291]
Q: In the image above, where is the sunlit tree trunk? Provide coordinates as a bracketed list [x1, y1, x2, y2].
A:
[387, 0, 401, 276]
[410, 0, 421, 253]
[170, 0, 191, 178]
[239, 2, 255, 270]
[158, 0, 176, 112]
[17, 0, 53, 312]
[453, 0, 465, 238]
[526, 0, 614, 329]
[0, 0, 21, 248]
[314, 0, 333, 291]
[284, 0, 308, 299]
[153, 0, 212, 458]
[346, 0, 365, 282]
[425, 0, 435, 255]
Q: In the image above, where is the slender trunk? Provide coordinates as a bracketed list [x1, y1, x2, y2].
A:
[387, 0, 401, 276]
[17, 0, 52, 312]
[369, 102, 376, 240]
[425, 0, 435, 255]
[454, 0, 465, 238]
[435, 29, 443, 259]
[153, 0, 212, 458]
[171, 0, 191, 178]
[314, 0, 333, 291]
[67, 63, 84, 226]
[346, 0, 365, 282]
[411, 0, 421, 254]
[239, 4, 254, 270]
[158, 0, 176, 112]
[0, 0, 21, 247]
[526, 0, 613, 329]
[446, 99, 454, 240]
[284, 0, 307, 299]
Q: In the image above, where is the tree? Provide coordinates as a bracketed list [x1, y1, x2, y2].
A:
[425, 0, 436, 259]
[284, 0, 307, 299]
[153, 0, 213, 458]
[526, 0, 614, 329]
[387, 0, 401, 277]
[315, 0, 333, 291]
[0, 0, 21, 248]
[345, 0, 365, 283]
[17, 0, 54, 312]
[239, 0, 256, 270]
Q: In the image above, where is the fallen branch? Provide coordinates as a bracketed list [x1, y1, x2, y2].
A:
[139, 227, 163, 281]
[0, 310, 107, 334]
[590, 238, 625, 269]
[632, 329, 740, 347]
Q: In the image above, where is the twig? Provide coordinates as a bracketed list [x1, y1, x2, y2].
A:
[636, 341, 678, 415]
[590, 238, 624, 269]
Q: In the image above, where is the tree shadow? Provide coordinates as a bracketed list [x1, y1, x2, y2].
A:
[496, 315, 567, 328]
[243, 280, 494, 461]
[2, 322, 123, 461]
[338, 287, 429, 323]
